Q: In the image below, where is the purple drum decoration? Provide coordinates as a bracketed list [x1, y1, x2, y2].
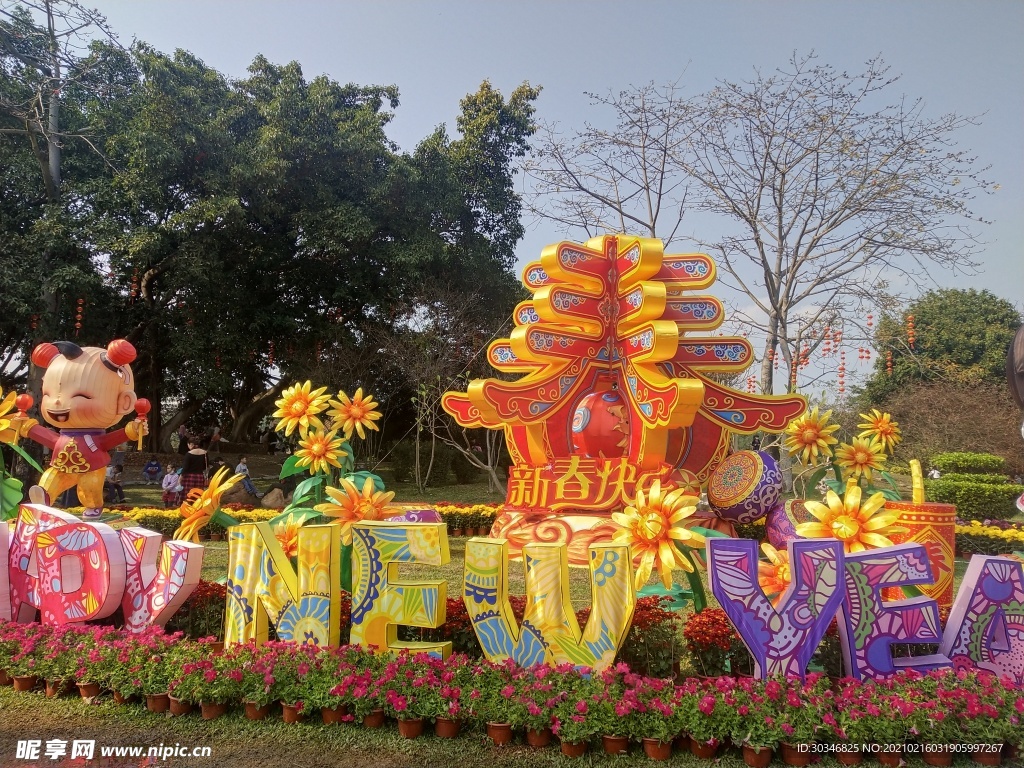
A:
[766, 498, 814, 548]
[707, 450, 782, 524]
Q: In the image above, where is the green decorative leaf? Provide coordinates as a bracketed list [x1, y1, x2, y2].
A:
[292, 475, 323, 503]
[338, 441, 355, 472]
[279, 455, 306, 480]
[880, 488, 902, 501]
[7, 442, 42, 472]
[804, 465, 829, 494]
[344, 471, 385, 493]
[824, 479, 845, 495]
[210, 509, 239, 528]
[900, 584, 923, 599]
[1, 477, 24, 520]
[267, 508, 322, 528]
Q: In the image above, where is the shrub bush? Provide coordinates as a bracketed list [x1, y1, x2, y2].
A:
[131, 513, 178, 539]
[925, 478, 1023, 520]
[387, 440, 455, 486]
[390, 441, 414, 483]
[931, 451, 1007, 475]
[935, 472, 1010, 485]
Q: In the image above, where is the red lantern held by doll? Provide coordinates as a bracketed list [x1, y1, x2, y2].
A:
[13, 339, 148, 519]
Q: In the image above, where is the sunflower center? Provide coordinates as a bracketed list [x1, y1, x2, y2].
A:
[291, 400, 307, 415]
[831, 515, 861, 541]
[311, 442, 325, 456]
[854, 449, 871, 465]
[350, 403, 365, 419]
[801, 428, 819, 443]
[777, 563, 791, 583]
[634, 510, 665, 542]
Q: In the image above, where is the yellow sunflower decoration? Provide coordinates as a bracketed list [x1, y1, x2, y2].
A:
[327, 388, 381, 440]
[857, 409, 902, 454]
[294, 428, 347, 475]
[0, 387, 17, 444]
[173, 467, 243, 542]
[611, 480, 706, 590]
[314, 475, 399, 544]
[834, 436, 887, 481]
[784, 406, 841, 465]
[757, 543, 792, 608]
[796, 484, 906, 554]
[273, 381, 331, 437]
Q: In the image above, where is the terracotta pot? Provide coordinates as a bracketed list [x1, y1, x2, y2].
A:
[210, 533, 223, 541]
[0, 669, 11, 686]
[145, 693, 170, 713]
[603, 735, 629, 755]
[169, 696, 193, 716]
[13, 675, 38, 692]
[1003, 745, 1019, 760]
[560, 740, 588, 758]
[526, 727, 552, 747]
[362, 708, 385, 728]
[452, 529, 464, 537]
[207, 642, 225, 654]
[434, 717, 462, 738]
[45, 679, 64, 698]
[837, 749, 863, 766]
[691, 739, 720, 760]
[244, 701, 270, 720]
[321, 704, 347, 724]
[673, 734, 691, 752]
[971, 749, 1002, 767]
[397, 717, 424, 739]
[743, 745, 774, 768]
[201, 701, 227, 720]
[113, 690, 131, 705]
[780, 743, 811, 767]
[77, 681, 101, 699]
[477, 526, 490, 536]
[486, 722, 514, 745]
[281, 703, 305, 724]
[198, 532, 210, 541]
[878, 749, 903, 768]
[643, 738, 673, 761]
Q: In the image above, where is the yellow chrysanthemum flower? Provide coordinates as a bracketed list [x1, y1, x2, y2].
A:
[784, 407, 841, 465]
[327, 388, 381, 440]
[857, 409, 902, 454]
[757, 543, 792, 608]
[797, 485, 906, 554]
[611, 480, 705, 590]
[834, 437, 887, 481]
[273, 381, 331, 437]
[173, 467, 244, 542]
[314, 476, 399, 544]
[294, 428, 347, 475]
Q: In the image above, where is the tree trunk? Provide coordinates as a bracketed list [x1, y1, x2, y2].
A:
[229, 380, 287, 442]
[158, 401, 202, 452]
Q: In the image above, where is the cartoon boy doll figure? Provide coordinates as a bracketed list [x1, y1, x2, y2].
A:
[13, 339, 149, 518]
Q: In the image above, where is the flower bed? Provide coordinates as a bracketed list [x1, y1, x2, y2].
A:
[955, 520, 1024, 556]
[1, 619, 1020, 755]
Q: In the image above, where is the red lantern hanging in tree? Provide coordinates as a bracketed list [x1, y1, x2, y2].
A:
[886, 349, 893, 376]
[838, 350, 847, 396]
[74, 298, 84, 337]
[907, 314, 916, 349]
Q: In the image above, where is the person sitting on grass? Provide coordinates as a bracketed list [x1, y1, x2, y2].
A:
[104, 464, 126, 504]
[141, 455, 164, 485]
[234, 456, 263, 498]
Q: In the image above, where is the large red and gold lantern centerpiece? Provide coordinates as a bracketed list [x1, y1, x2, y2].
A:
[443, 235, 805, 564]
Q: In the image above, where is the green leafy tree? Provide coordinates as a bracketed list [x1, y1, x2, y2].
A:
[862, 288, 1021, 403]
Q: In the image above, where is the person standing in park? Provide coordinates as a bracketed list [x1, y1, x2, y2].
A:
[234, 456, 263, 498]
[161, 464, 181, 507]
[179, 439, 208, 496]
[177, 424, 189, 455]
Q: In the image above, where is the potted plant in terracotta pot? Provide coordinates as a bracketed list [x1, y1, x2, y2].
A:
[958, 670, 1016, 767]
[518, 665, 562, 747]
[551, 669, 602, 758]
[303, 645, 363, 724]
[682, 608, 737, 679]
[679, 677, 738, 760]
[471, 660, 526, 745]
[591, 665, 631, 755]
[233, 642, 274, 720]
[264, 641, 318, 723]
[411, 653, 471, 738]
[775, 674, 831, 767]
[730, 677, 782, 768]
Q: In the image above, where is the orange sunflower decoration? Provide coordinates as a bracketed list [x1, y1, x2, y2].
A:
[273, 380, 331, 437]
[783, 406, 841, 465]
[796, 484, 906, 554]
[758, 543, 792, 608]
[0, 387, 17, 444]
[834, 436, 887, 481]
[294, 428, 347, 475]
[611, 480, 705, 590]
[327, 388, 381, 440]
[173, 467, 243, 542]
[857, 409, 902, 454]
[314, 475, 399, 544]
[272, 515, 303, 559]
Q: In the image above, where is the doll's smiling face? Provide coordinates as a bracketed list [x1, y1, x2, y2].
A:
[40, 348, 136, 430]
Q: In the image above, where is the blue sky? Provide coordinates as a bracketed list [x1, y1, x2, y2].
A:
[97, 0, 1023, 319]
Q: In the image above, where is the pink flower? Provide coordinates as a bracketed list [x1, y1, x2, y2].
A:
[781, 724, 794, 737]
[204, 670, 217, 683]
[501, 684, 516, 698]
[575, 700, 588, 715]
[698, 695, 716, 716]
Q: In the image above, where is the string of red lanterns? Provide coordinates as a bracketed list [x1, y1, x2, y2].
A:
[886, 349, 893, 376]
[74, 298, 84, 337]
[907, 314, 916, 349]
